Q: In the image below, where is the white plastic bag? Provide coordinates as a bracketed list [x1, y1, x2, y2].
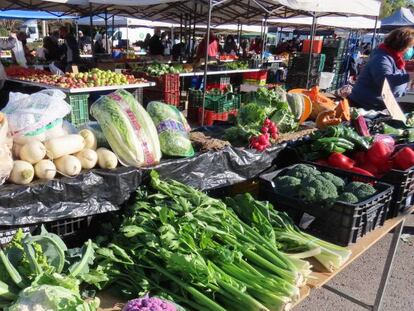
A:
[49, 62, 64, 76]
[0, 113, 13, 185]
[12, 40, 27, 68]
[2, 89, 71, 139]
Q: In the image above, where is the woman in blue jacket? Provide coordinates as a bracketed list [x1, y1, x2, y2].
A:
[349, 28, 414, 110]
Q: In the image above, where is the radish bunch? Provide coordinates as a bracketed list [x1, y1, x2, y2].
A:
[249, 119, 279, 151]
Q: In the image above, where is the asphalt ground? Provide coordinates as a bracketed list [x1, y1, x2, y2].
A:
[295, 213, 414, 311]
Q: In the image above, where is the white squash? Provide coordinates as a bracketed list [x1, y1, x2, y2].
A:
[19, 141, 47, 164]
[79, 129, 97, 150]
[9, 160, 34, 185]
[75, 149, 98, 169]
[96, 148, 118, 169]
[34, 160, 56, 180]
[54, 155, 82, 177]
[45, 135, 85, 159]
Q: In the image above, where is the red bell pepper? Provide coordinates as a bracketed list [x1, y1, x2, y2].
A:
[366, 141, 391, 166]
[348, 166, 375, 177]
[393, 147, 414, 171]
[328, 152, 355, 170]
[353, 151, 366, 166]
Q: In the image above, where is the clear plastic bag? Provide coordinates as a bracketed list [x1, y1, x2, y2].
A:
[0, 113, 13, 185]
[2, 89, 71, 138]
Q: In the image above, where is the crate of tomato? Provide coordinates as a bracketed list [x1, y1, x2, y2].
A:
[259, 163, 393, 246]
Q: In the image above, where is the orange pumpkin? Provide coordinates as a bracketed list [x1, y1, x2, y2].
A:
[335, 98, 351, 121]
[316, 110, 342, 129]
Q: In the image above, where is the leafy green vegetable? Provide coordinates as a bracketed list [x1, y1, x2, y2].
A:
[91, 89, 162, 167]
[147, 101, 194, 157]
[6, 284, 99, 311]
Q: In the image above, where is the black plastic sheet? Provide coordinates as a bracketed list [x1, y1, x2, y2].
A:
[0, 145, 285, 226]
[150, 145, 286, 190]
[0, 167, 142, 226]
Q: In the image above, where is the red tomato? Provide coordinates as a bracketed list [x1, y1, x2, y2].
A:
[393, 147, 414, 171]
[328, 153, 355, 170]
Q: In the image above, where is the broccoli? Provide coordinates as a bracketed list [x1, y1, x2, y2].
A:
[337, 192, 359, 204]
[321, 172, 346, 190]
[297, 175, 338, 205]
[273, 176, 301, 196]
[344, 182, 377, 201]
[286, 164, 320, 180]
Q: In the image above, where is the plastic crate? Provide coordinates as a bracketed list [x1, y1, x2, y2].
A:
[197, 108, 238, 126]
[64, 94, 89, 128]
[259, 164, 393, 246]
[0, 212, 115, 248]
[302, 40, 323, 54]
[188, 89, 241, 112]
[323, 38, 346, 50]
[289, 53, 326, 73]
[134, 72, 180, 92]
[380, 167, 414, 218]
[243, 70, 268, 85]
[286, 73, 320, 89]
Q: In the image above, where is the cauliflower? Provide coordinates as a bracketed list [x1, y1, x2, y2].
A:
[337, 192, 359, 204]
[123, 295, 178, 311]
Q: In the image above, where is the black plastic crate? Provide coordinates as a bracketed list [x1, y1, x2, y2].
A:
[259, 164, 393, 246]
[380, 167, 414, 218]
[323, 38, 346, 50]
[0, 212, 118, 248]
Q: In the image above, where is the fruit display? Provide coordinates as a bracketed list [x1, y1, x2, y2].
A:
[6, 67, 147, 89]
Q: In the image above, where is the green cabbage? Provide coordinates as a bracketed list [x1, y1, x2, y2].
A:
[147, 101, 194, 157]
[6, 284, 99, 311]
[91, 90, 161, 167]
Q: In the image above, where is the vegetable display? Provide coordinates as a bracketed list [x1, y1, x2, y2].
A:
[147, 101, 194, 157]
[123, 295, 183, 311]
[91, 89, 161, 167]
[0, 228, 99, 310]
[83, 171, 351, 311]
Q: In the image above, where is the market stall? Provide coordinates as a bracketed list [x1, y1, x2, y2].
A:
[1, 1, 413, 311]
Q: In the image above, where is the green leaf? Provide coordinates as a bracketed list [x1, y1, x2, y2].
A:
[68, 240, 95, 278]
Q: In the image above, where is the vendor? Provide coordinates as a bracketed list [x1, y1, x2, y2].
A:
[59, 26, 80, 72]
[194, 31, 220, 64]
[349, 28, 414, 110]
[0, 32, 16, 89]
[223, 35, 238, 55]
[249, 37, 263, 55]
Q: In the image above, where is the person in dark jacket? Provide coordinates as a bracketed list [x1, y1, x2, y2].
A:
[148, 29, 164, 56]
[349, 27, 414, 110]
[59, 26, 80, 72]
[223, 35, 238, 54]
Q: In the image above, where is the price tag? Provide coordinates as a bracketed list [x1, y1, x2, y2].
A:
[115, 68, 123, 73]
[71, 65, 79, 74]
[381, 78, 406, 122]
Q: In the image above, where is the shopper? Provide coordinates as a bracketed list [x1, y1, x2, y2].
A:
[78, 30, 87, 52]
[250, 37, 263, 54]
[43, 36, 60, 62]
[223, 35, 238, 54]
[194, 31, 220, 64]
[59, 26, 80, 72]
[349, 27, 414, 110]
[148, 29, 164, 56]
[0, 32, 16, 89]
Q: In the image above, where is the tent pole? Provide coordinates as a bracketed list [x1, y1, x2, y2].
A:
[192, 2, 197, 58]
[75, 22, 79, 41]
[371, 16, 378, 49]
[261, 15, 268, 62]
[104, 9, 109, 54]
[180, 14, 183, 42]
[111, 15, 114, 50]
[306, 13, 317, 89]
[89, 4, 94, 58]
[201, 0, 213, 126]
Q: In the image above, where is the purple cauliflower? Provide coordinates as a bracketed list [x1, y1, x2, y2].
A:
[122, 295, 177, 311]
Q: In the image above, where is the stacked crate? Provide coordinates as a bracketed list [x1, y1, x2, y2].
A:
[286, 53, 324, 89]
[322, 38, 347, 90]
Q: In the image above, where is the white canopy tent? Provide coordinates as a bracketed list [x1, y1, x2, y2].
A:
[268, 16, 381, 30]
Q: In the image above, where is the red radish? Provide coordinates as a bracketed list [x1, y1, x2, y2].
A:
[261, 127, 269, 133]
[264, 119, 271, 126]
[258, 134, 268, 146]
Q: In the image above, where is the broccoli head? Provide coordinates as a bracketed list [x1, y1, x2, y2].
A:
[273, 176, 301, 197]
[321, 172, 345, 190]
[297, 175, 338, 205]
[344, 182, 377, 201]
[286, 164, 320, 180]
[337, 192, 359, 204]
